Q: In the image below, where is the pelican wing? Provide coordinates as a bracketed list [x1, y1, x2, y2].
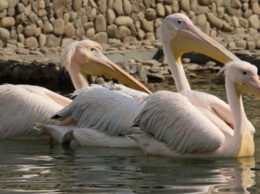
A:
[134, 91, 225, 154]
[20, 84, 72, 106]
[0, 84, 70, 137]
[52, 87, 144, 136]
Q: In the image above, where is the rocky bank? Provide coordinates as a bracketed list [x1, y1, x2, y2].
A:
[1, 0, 260, 89]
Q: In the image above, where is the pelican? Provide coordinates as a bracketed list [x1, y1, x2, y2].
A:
[158, 13, 248, 131]
[131, 61, 259, 158]
[36, 14, 248, 147]
[0, 40, 151, 138]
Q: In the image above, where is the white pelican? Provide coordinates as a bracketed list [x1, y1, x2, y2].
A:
[158, 13, 247, 131]
[132, 61, 259, 158]
[36, 14, 248, 147]
[0, 40, 151, 138]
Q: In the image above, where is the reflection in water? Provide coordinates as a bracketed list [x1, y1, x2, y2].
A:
[0, 141, 257, 193]
[0, 73, 260, 193]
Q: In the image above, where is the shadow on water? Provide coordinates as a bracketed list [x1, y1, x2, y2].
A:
[1, 72, 260, 193]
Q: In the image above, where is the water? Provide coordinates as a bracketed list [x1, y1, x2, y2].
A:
[1, 72, 260, 194]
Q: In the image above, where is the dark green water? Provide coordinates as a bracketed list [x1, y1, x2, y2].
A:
[0, 73, 260, 194]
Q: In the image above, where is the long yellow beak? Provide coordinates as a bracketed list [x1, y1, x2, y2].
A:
[79, 49, 152, 94]
[170, 24, 240, 66]
[239, 75, 260, 97]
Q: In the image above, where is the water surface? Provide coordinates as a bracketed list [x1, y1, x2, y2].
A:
[1, 73, 260, 194]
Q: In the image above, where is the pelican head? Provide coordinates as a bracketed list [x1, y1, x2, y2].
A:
[224, 61, 260, 96]
[61, 40, 151, 94]
[159, 13, 240, 66]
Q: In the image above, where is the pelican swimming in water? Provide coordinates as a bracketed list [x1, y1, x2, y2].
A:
[131, 61, 259, 158]
[0, 40, 150, 138]
[36, 13, 248, 147]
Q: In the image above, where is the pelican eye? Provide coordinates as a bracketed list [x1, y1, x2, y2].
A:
[243, 71, 247, 75]
[177, 20, 182, 24]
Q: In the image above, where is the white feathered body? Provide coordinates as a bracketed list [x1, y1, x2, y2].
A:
[0, 84, 72, 138]
[39, 85, 147, 147]
[132, 90, 253, 158]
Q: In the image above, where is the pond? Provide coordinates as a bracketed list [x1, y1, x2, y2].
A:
[1, 72, 260, 194]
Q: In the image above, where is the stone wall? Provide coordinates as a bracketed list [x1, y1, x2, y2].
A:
[0, 0, 260, 52]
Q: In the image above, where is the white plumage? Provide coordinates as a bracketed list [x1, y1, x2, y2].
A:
[132, 61, 259, 158]
[0, 84, 71, 137]
[0, 39, 150, 138]
[36, 85, 146, 147]
[37, 13, 247, 147]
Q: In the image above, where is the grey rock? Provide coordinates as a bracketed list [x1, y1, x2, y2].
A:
[38, 33, 46, 47]
[206, 13, 223, 29]
[39, 0, 45, 9]
[88, 8, 97, 21]
[239, 18, 249, 28]
[28, 13, 38, 23]
[73, 0, 82, 12]
[18, 33, 25, 44]
[107, 24, 118, 38]
[247, 41, 256, 50]
[231, 0, 242, 8]
[8, 0, 19, 8]
[117, 26, 131, 39]
[75, 27, 85, 38]
[156, 3, 165, 17]
[231, 16, 239, 28]
[53, 18, 64, 36]
[98, 0, 107, 14]
[64, 23, 75, 38]
[7, 8, 15, 17]
[123, 0, 132, 15]
[53, 0, 66, 18]
[196, 14, 207, 27]
[86, 27, 95, 38]
[252, 2, 260, 14]
[38, 9, 47, 17]
[32, 1, 38, 13]
[249, 14, 260, 29]
[84, 22, 94, 30]
[180, 0, 190, 12]
[236, 40, 247, 49]
[243, 10, 252, 18]
[69, 12, 77, 22]
[113, 0, 123, 15]
[46, 34, 61, 47]
[61, 38, 74, 48]
[25, 37, 38, 48]
[1, 17, 15, 28]
[106, 9, 116, 24]
[74, 18, 82, 29]
[95, 14, 106, 32]
[0, 0, 8, 11]
[43, 22, 53, 34]
[228, 41, 236, 50]
[93, 32, 108, 43]
[164, 5, 172, 16]
[115, 16, 133, 26]
[141, 19, 153, 32]
[0, 27, 10, 41]
[172, 0, 179, 12]
[63, 13, 70, 25]
[24, 24, 36, 37]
